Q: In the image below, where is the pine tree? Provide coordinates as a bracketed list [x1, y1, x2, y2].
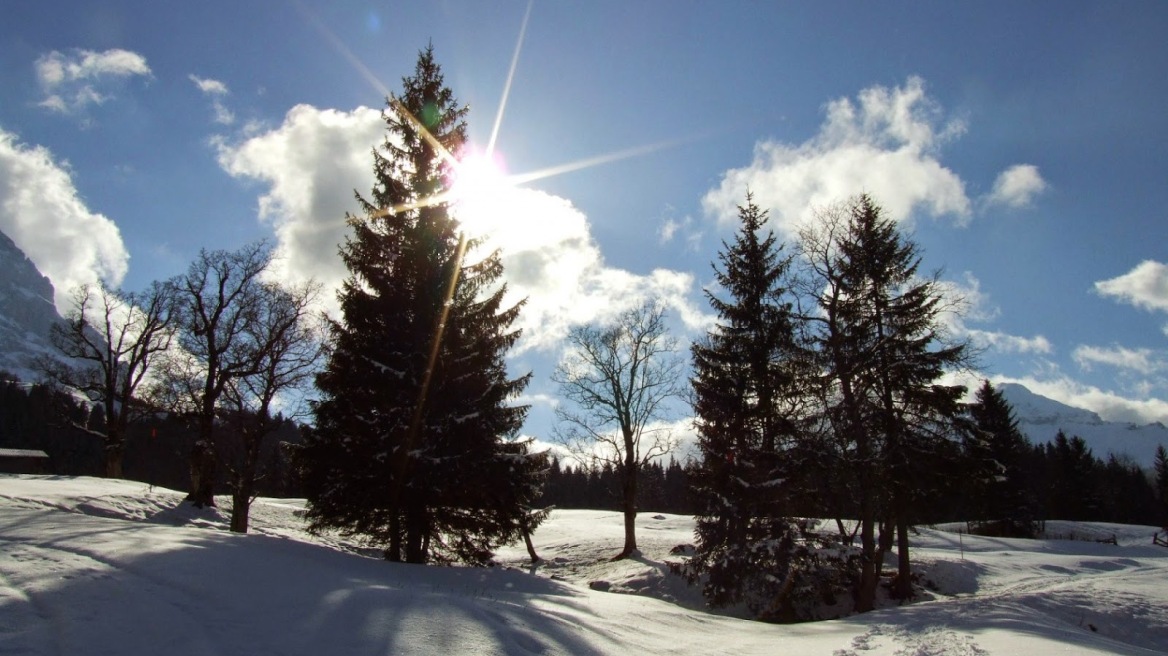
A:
[688, 194, 810, 619]
[1156, 444, 1168, 527]
[966, 380, 1037, 536]
[1046, 431, 1100, 521]
[298, 47, 546, 565]
[801, 194, 969, 608]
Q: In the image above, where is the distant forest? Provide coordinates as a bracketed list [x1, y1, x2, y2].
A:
[3, 373, 1164, 528]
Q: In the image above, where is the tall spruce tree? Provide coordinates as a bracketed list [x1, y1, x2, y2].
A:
[965, 380, 1036, 536]
[298, 47, 546, 565]
[689, 195, 810, 619]
[1155, 445, 1168, 527]
[801, 194, 969, 609]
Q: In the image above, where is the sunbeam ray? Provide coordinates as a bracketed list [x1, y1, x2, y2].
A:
[507, 136, 694, 187]
[487, 0, 533, 158]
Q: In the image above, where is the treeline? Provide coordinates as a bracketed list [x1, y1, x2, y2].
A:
[0, 375, 306, 498]
[7, 369, 1163, 530]
[539, 457, 697, 515]
[538, 427, 1165, 530]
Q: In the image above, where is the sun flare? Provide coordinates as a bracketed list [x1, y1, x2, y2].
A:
[450, 150, 513, 238]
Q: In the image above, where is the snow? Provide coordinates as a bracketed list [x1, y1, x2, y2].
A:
[1000, 383, 1168, 467]
[2, 475, 1167, 654]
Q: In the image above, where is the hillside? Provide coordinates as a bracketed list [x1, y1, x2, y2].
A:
[1, 475, 1166, 655]
[0, 231, 63, 381]
[1000, 383, 1168, 467]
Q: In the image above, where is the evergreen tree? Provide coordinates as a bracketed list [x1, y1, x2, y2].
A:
[298, 47, 545, 565]
[965, 380, 1037, 536]
[1156, 445, 1168, 527]
[688, 194, 810, 619]
[800, 195, 969, 608]
[1046, 431, 1100, 521]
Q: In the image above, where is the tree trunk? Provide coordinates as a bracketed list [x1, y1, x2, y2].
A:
[856, 512, 878, 612]
[522, 526, 540, 564]
[405, 508, 426, 564]
[104, 439, 124, 480]
[230, 489, 251, 533]
[893, 496, 914, 600]
[188, 408, 218, 507]
[616, 456, 638, 560]
[228, 428, 264, 534]
[386, 514, 402, 562]
[187, 439, 217, 508]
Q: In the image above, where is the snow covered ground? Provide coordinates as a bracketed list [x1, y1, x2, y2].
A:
[1, 475, 1166, 655]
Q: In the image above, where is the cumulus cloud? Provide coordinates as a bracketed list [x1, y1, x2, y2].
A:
[656, 213, 701, 251]
[216, 104, 710, 352]
[937, 272, 1053, 355]
[991, 374, 1168, 426]
[189, 74, 234, 125]
[0, 128, 129, 311]
[986, 164, 1047, 208]
[703, 76, 972, 234]
[1095, 260, 1168, 313]
[35, 48, 151, 114]
[215, 104, 385, 299]
[1073, 344, 1165, 375]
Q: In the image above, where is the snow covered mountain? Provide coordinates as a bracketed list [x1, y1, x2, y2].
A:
[999, 382, 1168, 468]
[0, 230, 65, 382]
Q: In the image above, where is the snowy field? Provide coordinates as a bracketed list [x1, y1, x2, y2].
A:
[1, 475, 1166, 655]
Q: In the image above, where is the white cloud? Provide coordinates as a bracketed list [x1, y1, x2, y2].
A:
[1095, 260, 1168, 313]
[215, 104, 385, 303]
[702, 76, 971, 234]
[991, 374, 1168, 426]
[1073, 344, 1165, 375]
[189, 75, 234, 125]
[35, 48, 151, 114]
[216, 104, 711, 352]
[937, 272, 1052, 355]
[0, 128, 129, 311]
[656, 214, 702, 251]
[189, 75, 228, 96]
[966, 330, 1053, 355]
[986, 164, 1047, 208]
[658, 217, 682, 243]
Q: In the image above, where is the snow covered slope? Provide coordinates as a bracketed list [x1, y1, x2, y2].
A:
[2, 475, 1166, 655]
[0, 230, 64, 381]
[1000, 383, 1168, 467]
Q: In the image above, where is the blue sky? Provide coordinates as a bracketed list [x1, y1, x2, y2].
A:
[2, 1, 1166, 442]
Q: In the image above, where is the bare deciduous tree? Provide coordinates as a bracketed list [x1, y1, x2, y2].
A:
[220, 280, 323, 533]
[42, 280, 176, 478]
[159, 241, 273, 508]
[552, 301, 685, 559]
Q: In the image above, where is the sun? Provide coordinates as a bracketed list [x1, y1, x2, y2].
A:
[449, 149, 513, 238]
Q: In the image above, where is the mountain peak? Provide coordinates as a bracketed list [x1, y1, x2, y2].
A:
[0, 230, 65, 381]
[998, 382, 1166, 467]
[997, 383, 1104, 426]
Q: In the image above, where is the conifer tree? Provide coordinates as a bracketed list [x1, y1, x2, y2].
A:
[688, 194, 810, 619]
[298, 47, 545, 565]
[1156, 444, 1168, 527]
[800, 194, 969, 609]
[966, 380, 1036, 536]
